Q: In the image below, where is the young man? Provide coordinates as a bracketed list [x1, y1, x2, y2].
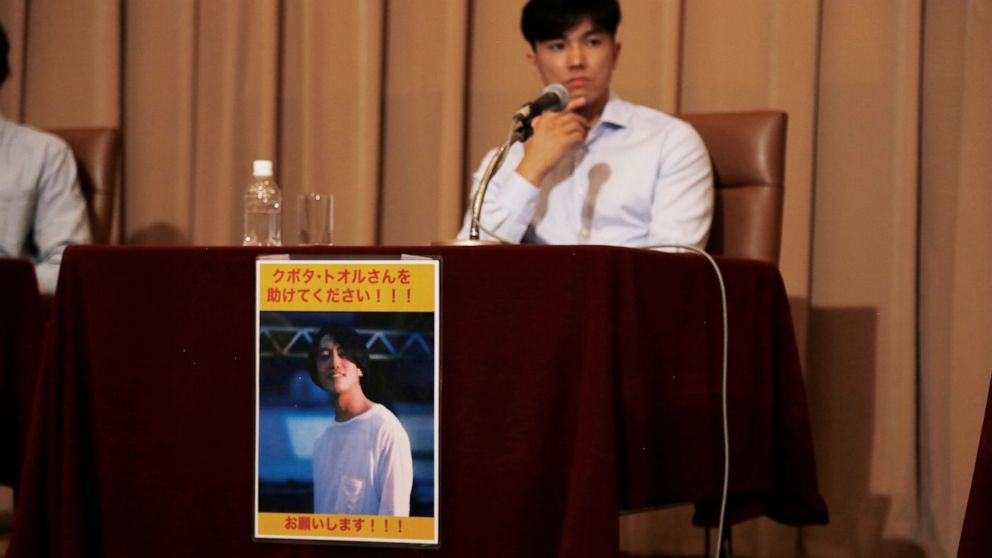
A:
[460, 0, 713, 248]
[0, 22, 90, 293]
[308, 326, 413, 516]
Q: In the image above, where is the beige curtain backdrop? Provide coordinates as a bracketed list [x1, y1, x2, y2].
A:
[1, 0, 989, 556]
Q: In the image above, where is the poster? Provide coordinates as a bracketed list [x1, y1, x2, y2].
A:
[254, 257, 440, 546]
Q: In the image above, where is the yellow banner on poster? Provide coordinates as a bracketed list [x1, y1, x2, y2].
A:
[258, 261, 436, 312]
[257, 512, 435, 541]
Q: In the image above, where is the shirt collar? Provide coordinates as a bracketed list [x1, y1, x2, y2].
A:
[585, 95, 626, 146]
[598, 95, 628, 129]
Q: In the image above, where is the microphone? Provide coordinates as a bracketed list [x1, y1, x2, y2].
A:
[514, 83, 569, 125]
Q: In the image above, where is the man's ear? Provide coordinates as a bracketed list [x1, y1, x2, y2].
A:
[613, 40, 622, 64]
[526, 47, 538, 75]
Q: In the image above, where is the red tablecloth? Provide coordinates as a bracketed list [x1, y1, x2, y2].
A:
[9, 245, 827, 557]
[0, 258, 46, 491]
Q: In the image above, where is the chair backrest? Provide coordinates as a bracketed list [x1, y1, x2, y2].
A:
[47, 127, 122, 244]
[680, 111, 787, 264]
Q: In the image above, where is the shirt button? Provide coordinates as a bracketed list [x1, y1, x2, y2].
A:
[579, 227, 590, 240]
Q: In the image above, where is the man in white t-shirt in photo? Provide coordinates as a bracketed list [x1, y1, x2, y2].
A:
[308, 325, 413, 516]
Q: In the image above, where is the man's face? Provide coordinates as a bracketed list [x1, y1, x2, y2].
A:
[315, 335, 363, 394]
[527, 17, 620, 114]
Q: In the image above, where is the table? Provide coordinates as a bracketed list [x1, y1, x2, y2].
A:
[959, 379, 992, 557]
[0, 259, 46, 491]
[8, 245, 827, 557]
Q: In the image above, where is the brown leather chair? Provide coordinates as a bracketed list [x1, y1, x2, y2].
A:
[47, 127, 123, 244]
[680, 111, 787, 264]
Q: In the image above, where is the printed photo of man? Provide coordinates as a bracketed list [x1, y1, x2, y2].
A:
[307, 325, 413, 516]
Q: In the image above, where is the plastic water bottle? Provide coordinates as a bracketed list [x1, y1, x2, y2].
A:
[243, 159, 282, 246]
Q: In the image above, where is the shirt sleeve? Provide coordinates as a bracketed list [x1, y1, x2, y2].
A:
[32, 141, 91, 293]
[376, 417, 414, 516]
[649, 122, 714, 250]
[457, 147, 540, 243]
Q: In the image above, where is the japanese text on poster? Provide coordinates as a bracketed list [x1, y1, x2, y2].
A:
[258, 262, 435, 312]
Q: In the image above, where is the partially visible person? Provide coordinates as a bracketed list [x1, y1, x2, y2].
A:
[0, 21, 90, 294]
[308, 325, 413, 516]
[459, 0, 713, 249]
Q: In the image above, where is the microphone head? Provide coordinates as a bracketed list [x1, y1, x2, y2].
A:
[512, 82, 572, 134]
[543, 83, 569, 111]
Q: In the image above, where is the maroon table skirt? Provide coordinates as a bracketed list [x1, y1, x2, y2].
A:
[959, 378, 992, 557]
[9, 245, 826, 557]
[0, 258, 46, 491]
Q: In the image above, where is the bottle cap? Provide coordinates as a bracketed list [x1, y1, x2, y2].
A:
[253, 160, 273, 177]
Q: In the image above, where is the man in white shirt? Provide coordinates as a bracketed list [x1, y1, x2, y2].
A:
[0, 22, 90, 293]
[308, 326, 413, 516]
[460, 0, 713, 249]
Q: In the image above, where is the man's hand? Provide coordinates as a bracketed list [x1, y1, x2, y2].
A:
[516, 97, 589, 187]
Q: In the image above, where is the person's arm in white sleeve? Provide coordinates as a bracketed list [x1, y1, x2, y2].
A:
[648, 122, 714, 250]
[376, 419, 413, 516]
[32, 141, 91, 293]
[457, 154, 543, 242]
[458, 97, 590, 243]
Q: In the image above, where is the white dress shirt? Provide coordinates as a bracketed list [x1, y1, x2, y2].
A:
[459, 96, 713, 249]
[0, 113, 90, 293]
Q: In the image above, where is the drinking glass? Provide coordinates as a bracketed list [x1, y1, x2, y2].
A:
[298, 193, 334, 245]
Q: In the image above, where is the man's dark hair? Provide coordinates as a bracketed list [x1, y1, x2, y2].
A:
[521, 0, 621, 48]
[0, 22, 10, 87]
[307, 325, 371, 388]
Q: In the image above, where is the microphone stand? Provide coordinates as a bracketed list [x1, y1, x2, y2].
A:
[434, 119, 530, 246]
